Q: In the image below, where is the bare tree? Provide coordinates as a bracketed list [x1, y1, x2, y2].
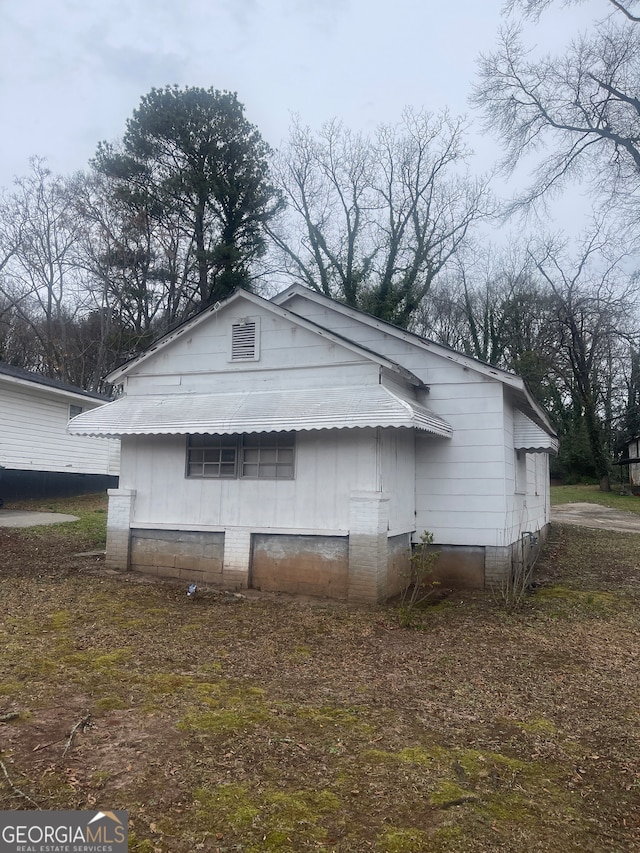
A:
[415, 245, 558, 400]
[0, 160, 89, 379]
[269, 110, 492, 327]
[504, 0, 640, 22]
[416, 232, 639, 486]
[528, 227, 639, 490]
[474, 1, 640, 224]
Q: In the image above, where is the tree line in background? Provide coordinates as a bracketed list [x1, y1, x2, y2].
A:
[1, 0, 639, 489]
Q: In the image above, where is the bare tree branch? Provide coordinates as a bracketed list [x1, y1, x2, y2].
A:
[474, 10, 640, 227]
[271, 111, 492, 326]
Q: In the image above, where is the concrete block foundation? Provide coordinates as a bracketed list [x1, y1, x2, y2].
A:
[386, 533, 412, 599]
[130, 529, 225, 585]
[106, 493, 550, 600]
[431, 545, 486, 590]
[251, 534, 349, 598]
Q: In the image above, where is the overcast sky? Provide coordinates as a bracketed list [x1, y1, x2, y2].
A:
[1, 0, 596, 205]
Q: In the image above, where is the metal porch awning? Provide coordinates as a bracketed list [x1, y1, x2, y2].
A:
[514, 409, 559, 454]
[68, 384, 453, 439]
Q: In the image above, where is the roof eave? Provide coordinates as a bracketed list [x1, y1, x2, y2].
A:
[273, 285, 527, 390]
[0, 372, 107, 404]
[273, 286, 558, 438]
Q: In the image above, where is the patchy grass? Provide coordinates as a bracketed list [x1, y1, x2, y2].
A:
[551, 483, 640, 513]
[0, 503, 639, 851]
[7, 492, 109, 549]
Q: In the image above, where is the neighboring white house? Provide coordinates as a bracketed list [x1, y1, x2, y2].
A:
[69, 286, 558, 603]
[0, 363, 120, 501]
[626, 436, 640, 488]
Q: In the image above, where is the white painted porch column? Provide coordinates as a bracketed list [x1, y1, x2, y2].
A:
[105, 488, 136, 569]
[348, 492, 390, 603]
[222, 527, 251, 589]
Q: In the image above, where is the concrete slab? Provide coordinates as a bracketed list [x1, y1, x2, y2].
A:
[0, 510, 79, 528]
[552, 502, 640, 534]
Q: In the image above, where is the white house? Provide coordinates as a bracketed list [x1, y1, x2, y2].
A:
[68, 286, 558, 603]
[626, 436, 640, 488]
[0, 363, 120, 502]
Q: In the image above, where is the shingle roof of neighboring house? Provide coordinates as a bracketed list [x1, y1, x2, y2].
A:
[0, 362, 109, 401]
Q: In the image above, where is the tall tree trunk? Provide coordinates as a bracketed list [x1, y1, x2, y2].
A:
[583, 396, 610, 492]
[194, 204, 208, 306]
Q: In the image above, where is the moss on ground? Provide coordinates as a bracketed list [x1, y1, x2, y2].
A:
[376, 827, 432, 852]
[186, 783, 341, 851]
[535, 585, 624, 615]
[1, 509, 639, 851]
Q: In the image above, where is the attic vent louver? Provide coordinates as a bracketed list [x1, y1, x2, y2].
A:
[231, 319, 259, 361]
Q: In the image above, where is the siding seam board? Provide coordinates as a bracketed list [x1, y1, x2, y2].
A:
[131, 523, 351, 536]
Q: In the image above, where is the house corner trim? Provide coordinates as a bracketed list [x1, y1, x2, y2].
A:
[348, 492, 390, 604]
[106, 488, 136, 570]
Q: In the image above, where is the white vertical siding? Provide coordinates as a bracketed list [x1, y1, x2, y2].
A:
[278, 301, 512, 545]
[379, 428, 416, 534]
[279, 295, 553, 548]
[503, 397, 550, 541]
[126, 302, 380, 391]
[118, 292, 554, 553]
[124, 429, 378, 532]
[0, 381, 120, 475]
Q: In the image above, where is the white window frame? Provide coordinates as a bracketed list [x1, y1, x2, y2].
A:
[515, 449, 528, 495]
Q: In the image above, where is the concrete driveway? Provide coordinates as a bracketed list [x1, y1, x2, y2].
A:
[0, 510, 79, 528]
[552, 502, 640, 533]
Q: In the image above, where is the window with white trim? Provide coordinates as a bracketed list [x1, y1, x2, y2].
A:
[69, 404, 83, 419]
[186, 432, 295, 479]
[515, 450, 527, 494]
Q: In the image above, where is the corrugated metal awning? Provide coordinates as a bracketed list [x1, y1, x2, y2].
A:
[68, 384, 453, 439]
[514, 410, 559, 454]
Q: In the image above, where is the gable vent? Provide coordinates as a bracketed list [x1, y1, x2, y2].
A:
[231, 320, 258, 361]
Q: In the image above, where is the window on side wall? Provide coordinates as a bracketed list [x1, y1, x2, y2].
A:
[240, 432, 295, 479]
[69, 404, 83, 420]
[515, 449, 527, 494]
[186, 435, 238, 478]
[186, 432, 295, 480]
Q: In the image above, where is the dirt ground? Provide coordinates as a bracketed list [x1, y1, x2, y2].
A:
[1, 500, 639, 852]
[552, 502, 640, 533]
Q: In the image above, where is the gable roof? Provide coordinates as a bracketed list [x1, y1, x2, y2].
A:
[0, 362, 109, 403]
[272, 284, 523, 385]
[272, 284, 556, 437]
[106, 288, 423, 388]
